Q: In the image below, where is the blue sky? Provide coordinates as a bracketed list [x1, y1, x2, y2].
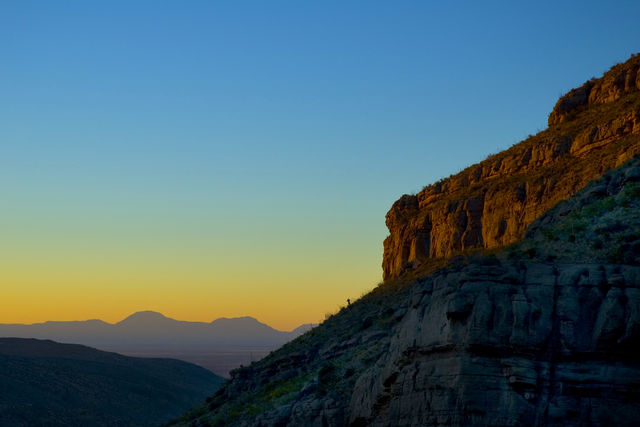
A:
[1, 1, 639, 327]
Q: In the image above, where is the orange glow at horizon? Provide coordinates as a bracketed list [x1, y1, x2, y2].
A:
[1, 190, 387, 331]
[0, 239, 382, 331]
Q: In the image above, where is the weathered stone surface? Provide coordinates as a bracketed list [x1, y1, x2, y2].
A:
[549, 54, 640, 126]
[383, 54, 640, 280]
[349, 262, 640, 426]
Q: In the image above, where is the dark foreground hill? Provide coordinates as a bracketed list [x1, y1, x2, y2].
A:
[173, 57, 640, 426]
[0, 312, 314, 377]
[0, 338, 223, 427]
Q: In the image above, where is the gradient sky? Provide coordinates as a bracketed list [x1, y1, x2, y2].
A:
[1, 1, 639, 330]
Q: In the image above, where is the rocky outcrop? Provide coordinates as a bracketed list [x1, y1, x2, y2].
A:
[350, 262, 640, 426]
[549, 54, 640, 126]
[353, 156, 640, 426]
[383, 54, 640, 280]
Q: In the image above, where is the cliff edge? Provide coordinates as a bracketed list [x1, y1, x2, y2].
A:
[383, 53, 640, 280]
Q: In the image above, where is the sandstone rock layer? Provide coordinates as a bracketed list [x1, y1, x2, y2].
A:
[383, 54, 640, 280]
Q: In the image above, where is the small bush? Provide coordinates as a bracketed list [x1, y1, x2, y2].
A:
[609, 247, 624, 263]
[359, 316, 374, 331]
[317, 364, 336, 395]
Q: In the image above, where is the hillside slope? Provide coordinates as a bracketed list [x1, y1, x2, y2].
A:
[0, 338, 224, 427]
[173, 58, 640, 426]
[174, 154, 640, 427]
[383, 53, 640, 280]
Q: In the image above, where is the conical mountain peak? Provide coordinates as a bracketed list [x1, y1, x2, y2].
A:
[117, 311, 174, 325]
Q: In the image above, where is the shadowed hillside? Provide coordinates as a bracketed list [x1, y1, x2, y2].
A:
[0, 338, 224, 427]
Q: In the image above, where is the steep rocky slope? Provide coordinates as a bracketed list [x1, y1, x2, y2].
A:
[173, 154, 640, 426]
[383, 53, 640, 280]
[172, 56, 640, 426]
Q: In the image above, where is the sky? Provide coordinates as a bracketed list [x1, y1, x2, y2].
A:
[1, 1, 639, 330]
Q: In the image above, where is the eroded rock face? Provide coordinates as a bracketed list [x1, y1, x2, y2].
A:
[350, 262, 640, 426]
[349, 157, 640, 426]
[549, 54, 640, 126]
[383, 54, 640, 280]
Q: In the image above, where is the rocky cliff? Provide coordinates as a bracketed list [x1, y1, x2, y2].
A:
[172, 56, 640, 427]
[383, 53, 640, 280]
[173, 153, 640, 426]
[349, 263, 640, 426]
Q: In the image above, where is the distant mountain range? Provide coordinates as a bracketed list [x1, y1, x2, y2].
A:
[0, 311, 315, 377]
[0, 337, 223, 427]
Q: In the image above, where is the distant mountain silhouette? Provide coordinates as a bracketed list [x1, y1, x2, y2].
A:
[0, 312, 315, 377]
[0, 337, 223, 427]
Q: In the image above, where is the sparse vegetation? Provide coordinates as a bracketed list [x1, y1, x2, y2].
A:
[505, 156, 640, 266]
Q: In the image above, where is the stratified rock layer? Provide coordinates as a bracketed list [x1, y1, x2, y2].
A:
[548, 54, 640, 126]
[383, 54, 640, 280]
[350, 261, 640, 426]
